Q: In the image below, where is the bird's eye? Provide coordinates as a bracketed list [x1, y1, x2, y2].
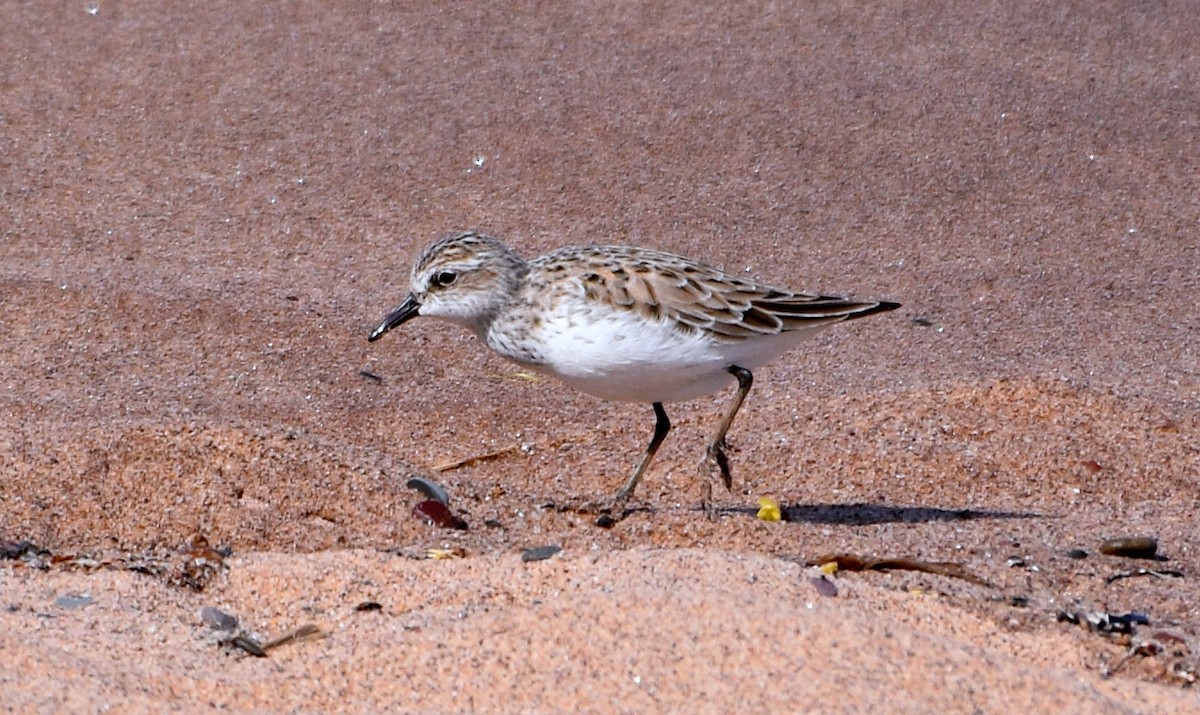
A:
[432, 271, 457, 288]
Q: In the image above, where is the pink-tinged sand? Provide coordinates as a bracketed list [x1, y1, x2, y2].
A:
[2, 1, 1197, 712]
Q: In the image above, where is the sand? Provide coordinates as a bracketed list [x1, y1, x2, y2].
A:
[2, 1, 1198, 712]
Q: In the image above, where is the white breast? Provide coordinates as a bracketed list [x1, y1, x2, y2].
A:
[499, 296, 823, 403]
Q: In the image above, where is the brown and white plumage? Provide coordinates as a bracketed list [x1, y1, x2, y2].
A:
[370, 231, 899, 519]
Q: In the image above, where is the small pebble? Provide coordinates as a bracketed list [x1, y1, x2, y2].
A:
[1, 540, 44, 560]
[521, 545, 562, 562]
[1065, 549, 1088, 560]
[1099, 537, 1158, 559]
[809, 575, 838, 598]
[354, 601, 383, 612]
[54, 593, 93, 610]
[200, 606, 238, 631]
[406, 477, 451, 506]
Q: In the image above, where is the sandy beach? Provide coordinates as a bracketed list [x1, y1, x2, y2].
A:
[2, 1, 1197, 712]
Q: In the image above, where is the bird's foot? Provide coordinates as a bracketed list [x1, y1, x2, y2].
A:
[699, 478, 718, 521]
[698, 439, 734, 520]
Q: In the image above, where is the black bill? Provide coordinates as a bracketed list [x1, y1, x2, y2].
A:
[368, 294, 421, 342]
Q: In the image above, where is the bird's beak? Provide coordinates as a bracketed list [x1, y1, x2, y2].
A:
[368, 294, 421, 342]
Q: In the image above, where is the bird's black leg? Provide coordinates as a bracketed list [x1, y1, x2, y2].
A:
[611, 401, 671, 505]
[701, 366, 754, 517]
[591, 402, 671, 527]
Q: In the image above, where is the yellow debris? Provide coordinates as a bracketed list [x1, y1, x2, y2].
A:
[756, 497, 782, 522]
[427, 547, 467, 560]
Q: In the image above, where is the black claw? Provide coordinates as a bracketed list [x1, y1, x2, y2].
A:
[716, 452, 732, 490]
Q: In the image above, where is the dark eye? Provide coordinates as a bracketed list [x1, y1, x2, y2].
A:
[431, 271, 457, 288]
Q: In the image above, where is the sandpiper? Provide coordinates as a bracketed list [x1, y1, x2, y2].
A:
[370, 231, 899, 521]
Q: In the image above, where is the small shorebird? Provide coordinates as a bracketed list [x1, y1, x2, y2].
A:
[369, 231, 898, 522]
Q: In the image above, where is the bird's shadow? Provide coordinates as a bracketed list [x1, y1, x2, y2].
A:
[719, 502, 1041, 526]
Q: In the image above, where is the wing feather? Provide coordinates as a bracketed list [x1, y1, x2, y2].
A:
[540, 246, 897, 343]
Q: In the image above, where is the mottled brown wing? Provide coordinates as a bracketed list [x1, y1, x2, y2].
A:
[559, 246, 895, 342]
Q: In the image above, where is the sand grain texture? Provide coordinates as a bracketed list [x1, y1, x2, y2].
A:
[2, 1, 1198, 712]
